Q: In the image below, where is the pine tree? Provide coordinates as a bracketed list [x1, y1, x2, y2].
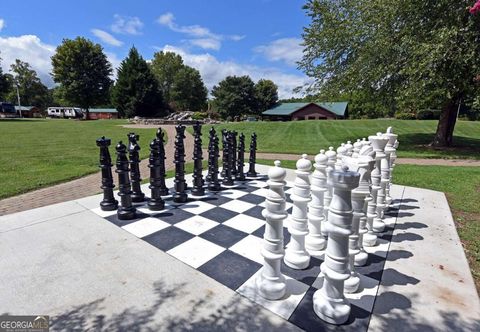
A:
[112, 47, 164, 118]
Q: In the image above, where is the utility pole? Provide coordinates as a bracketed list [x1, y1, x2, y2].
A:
[15, 81, 22, 118]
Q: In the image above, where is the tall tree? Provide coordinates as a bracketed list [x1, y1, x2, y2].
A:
[170, 66, 208, 112]
[300, 0, 480, 146]
[150, 51, 184, 105]
[254, 79, 278, 114]
[0, 55, 12, 101]
[111, 47, 164, 118]
[51, 37, 112, 119]
[7, 59, 50, 108]
[211, 75, 256, 120]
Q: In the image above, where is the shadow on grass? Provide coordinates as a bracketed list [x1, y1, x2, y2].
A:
[399, 133, 480, 158]
[0, 118, 46, 122]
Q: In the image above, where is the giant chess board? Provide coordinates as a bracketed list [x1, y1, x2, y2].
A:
[92, 172, 400, 332]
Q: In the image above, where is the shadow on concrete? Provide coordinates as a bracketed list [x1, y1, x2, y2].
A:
[385, 249, 413, 261]
[397, 204, 420, 210]
[379, 268, 420, 287]
[391, 232, 424, 243]
[394, 221, 428, 230]
[371, 291, 480, 332]
[48, 280, 299, 332]
[394, 211, 415, 218]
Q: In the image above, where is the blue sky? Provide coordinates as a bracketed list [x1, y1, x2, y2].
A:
[0, 0, 312, 98]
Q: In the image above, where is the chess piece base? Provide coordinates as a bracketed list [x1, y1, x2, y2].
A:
[344, 272, 361, 294]
[313, 289, 351, 325]
[363, 233, 377, 247]
[100, 200, 118, 211]
[147, 199, 165, 211]
[246, 171, 257, 178]
[117, 207, 136, 220]
[255, 271, 287, 301]
[173, 192, 188, 203]
[354, 250, 368, 267]
[306, 236, 327, 253]
[373, 219, 385, 232]
[131, 193, 145, 203]
[191, 188, 205, 196]
[284, 251, 310, 270]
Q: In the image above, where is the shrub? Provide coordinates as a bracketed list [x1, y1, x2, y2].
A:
[395, 110, 416, 120]
[192, 112, 207, 120]
[416, 109, 434, 120]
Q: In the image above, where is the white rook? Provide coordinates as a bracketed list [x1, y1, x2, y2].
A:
[313, 166, 360, 325]
[256, 160, 287, 300]
[284, 154, 311, 270]
[306, 150, 328, 256]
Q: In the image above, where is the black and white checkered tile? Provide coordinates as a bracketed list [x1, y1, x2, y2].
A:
[92, 175, 399, 332]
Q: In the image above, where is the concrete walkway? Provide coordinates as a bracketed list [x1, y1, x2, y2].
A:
[1, 125, 478, 216]
[0, 166, 478, 331]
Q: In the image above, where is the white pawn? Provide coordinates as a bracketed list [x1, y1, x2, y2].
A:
[256, 160, 288, 300]
[313, 166, 360, 325]
[352, 139, 362, 158]
[306, 150, 328, 256]
[344, 140, 354, 156]
[335, 144, 347, 170]
[284, 154, 311, 270]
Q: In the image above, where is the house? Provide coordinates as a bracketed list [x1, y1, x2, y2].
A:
[87, 108, 119, 120]
[15, 106, 42, 118]
[262, 102, 348, 121]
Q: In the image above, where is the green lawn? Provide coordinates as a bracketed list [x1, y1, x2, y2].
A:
[191, 119, 480, 159]
[0, 119, 158, 199]
[258, 159, 480, 292]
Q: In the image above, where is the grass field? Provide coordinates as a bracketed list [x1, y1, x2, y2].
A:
[257, 159, 480, 292]
[192, 119, 480, 159]
[0, 119, 156, 199]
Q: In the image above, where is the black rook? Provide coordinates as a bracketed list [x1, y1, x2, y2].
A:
[96, 136, 118, 211]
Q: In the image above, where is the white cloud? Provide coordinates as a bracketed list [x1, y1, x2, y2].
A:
[91, 29, 123, 47]
[157, 45, 311, 98]
[189, 38, 221, 51]
[156, 12, 244, 51]
[254, 37, 303, 67]
[0, 19, 5, 32]
[111, 14, 143, 35]
[0, 35, 55, 86]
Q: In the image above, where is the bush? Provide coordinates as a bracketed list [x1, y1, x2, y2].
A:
[192, 112, 207, 120]
[416, 109, 434, 120]
[395, 110, 416, 120]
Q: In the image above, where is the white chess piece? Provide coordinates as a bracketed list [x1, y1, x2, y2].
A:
[384, 127, 398, 206]
[284, 154, 312, 270]
[306, 150, 328, 256]
[323, 147, 336, 226]
[352, 139, 362, 158]
[313, 166, 359, 325]
[370, 133, 389, 232]
[335, 144, 347, 170]
[344, 140, 354, 156]
[256, 160, 287, 300]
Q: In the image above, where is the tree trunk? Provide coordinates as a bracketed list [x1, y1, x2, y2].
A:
[431, 100, 458, 147]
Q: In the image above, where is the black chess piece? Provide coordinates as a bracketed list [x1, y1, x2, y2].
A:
[192, 121, 205, 196]
[208, 133, 221, 192]
[235, 133, 246, 181]
[173, 124, 188, 203]
[206, 127, 216, 183]
[147, 138, 165, 211]
[115, 141, 136, 220]
[221, 129, 228, 177]
[247, 132, 258, 177]
[155, 128, 169, 196]
[96, 136, 118, 211]
[222, 131, 234, 186]
[231, 131, 238, 176]
[127, 133, 145, 202]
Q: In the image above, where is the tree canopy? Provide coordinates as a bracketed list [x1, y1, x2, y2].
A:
[300, 0, 480, 146]
[170, 66, 208, 112]
[211, 75, 257, 120]
[51, 37, 112, 118]
[0, 55, 11, 101]
[111, 47, 164, 118]
[7, 59, 50, 108]
[254, 79, 278, 115]
[150, 51, 184, 105]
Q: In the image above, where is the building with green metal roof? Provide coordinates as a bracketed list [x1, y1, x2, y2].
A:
[263, 102, 348, 121]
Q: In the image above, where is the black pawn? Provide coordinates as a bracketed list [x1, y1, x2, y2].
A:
[173, 124, 188, 203]
[191, 122, 205, 196]
[147, 138, 165, 211]
[247, 132, 258, 177]
[155, 128, 169, 196]
[96, 136, 118, 211]
[235, 133, 246, 181]
[206, 127, 216, 183]
[222, 131, 234, 186]
[221, 129, 228, 177]
[208, 133, 221, 192]
[231, 131, 238, 176]
[127, 133, 145, 202]
[115, 141, 136, 220]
